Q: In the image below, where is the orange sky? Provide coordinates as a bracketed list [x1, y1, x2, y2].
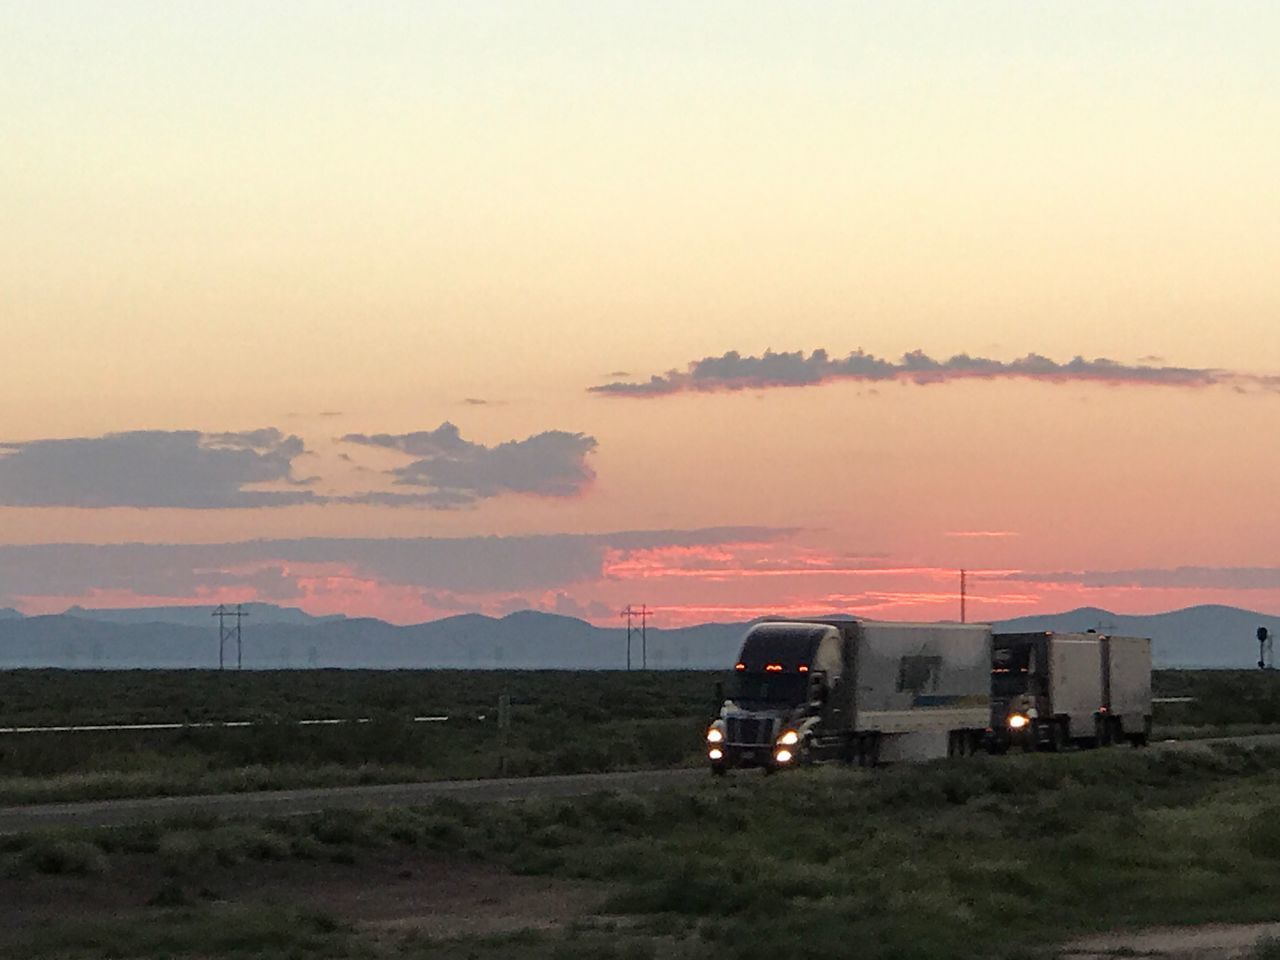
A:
[2, 3, 1278, 624]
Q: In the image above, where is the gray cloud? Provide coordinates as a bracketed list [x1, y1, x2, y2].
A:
[341, 423, 598, 508]
[1005, 567, 1280, 590]
[589, 348, 1273, 397]
[0, 526, 795, 604]
[0, 429, 317, 509]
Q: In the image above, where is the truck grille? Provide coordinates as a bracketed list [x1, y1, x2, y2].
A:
[727, 717, 774, 746]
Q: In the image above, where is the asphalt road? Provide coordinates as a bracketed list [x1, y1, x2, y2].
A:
[0, 768, 706, 835]
[1, 732, 1277, 836]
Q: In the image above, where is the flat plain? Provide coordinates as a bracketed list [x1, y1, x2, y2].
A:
[0, 669, 1278, 959]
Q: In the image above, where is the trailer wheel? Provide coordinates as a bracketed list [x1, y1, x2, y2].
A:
[1094, 716, 1111, 748]
[854, 732, 880, 768]
[1130, 717, 1151, 748]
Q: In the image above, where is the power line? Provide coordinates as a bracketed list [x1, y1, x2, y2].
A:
[620, 604, 651, 670]
[212, 604, 248, 670]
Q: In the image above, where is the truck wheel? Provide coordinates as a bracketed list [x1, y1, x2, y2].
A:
[799, 737, 817, 766]
[854, 733, 878, 767]
[1048, 721, 1068, 753]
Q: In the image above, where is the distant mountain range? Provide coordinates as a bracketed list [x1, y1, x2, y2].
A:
[0, 603, 1273, 670]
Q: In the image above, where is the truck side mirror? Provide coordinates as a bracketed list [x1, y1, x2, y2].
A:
[807, 673, 828, 705]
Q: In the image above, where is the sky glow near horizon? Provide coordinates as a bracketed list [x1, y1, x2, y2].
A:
[3, 2, 1279, 625]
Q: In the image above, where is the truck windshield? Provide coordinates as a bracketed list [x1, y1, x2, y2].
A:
[727, 673, 808, 706]
[991, 645, 1032, 696]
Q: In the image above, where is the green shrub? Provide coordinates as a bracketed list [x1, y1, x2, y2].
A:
[17, 834, 108, 875]
[1244, 807, 1280, 859]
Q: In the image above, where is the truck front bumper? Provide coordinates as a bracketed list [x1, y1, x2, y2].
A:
[709, 744, 779, 770]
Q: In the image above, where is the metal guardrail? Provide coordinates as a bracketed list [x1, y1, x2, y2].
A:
[0, 716, 449, 735]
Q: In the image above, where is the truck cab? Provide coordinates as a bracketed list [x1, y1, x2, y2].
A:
[705, 621, 847, 774]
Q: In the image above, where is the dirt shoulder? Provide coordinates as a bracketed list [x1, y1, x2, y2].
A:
[0, 850, 607, 946]
[1061, 922, 1280, 960]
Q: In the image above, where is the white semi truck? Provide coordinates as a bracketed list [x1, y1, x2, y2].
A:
[705, 619, 992, 773]
[989, 631, 1153, 751]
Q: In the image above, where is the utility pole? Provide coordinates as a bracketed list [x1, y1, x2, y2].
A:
[212, 604, 248, 670]
[960, 570, 967, 624]
[621, 604, 651, 670]
[621, 605, 633, 670]
[639, 604, 650, 669]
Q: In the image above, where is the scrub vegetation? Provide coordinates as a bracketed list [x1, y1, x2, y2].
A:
[2, 744, 1280, 959]
[0, 670, 717, 805]
[0, 668, 1275, 805]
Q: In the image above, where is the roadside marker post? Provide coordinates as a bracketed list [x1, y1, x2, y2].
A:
[498, 693, 511, 776]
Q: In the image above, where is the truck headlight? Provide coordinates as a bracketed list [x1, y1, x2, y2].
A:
[1008, 714, 1029, 730]
[777, 729, 799, 746]
[708, 748, 724, 761]
[774, 749, 793, 764]
[706, 726, 724, 743]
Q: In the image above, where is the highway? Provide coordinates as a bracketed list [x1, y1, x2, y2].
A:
[0, 768, 705, 835]
[1, 733, 1277, 836]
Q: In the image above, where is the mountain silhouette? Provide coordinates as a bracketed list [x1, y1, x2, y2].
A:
[0, 603, 1273, 669]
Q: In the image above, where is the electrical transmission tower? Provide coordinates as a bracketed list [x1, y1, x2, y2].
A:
[621, 604, 651, 670]
[213, 604, 248, 670]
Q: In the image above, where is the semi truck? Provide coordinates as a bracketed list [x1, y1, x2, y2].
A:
[988, 631, 1152, 752]
[705, 619, 992, 774]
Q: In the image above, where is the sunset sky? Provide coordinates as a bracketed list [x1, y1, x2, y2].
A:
[3, 2, 1279, 625]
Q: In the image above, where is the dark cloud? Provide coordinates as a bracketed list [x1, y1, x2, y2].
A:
[589, 348, 1270, 397]
[0, 423, 601, 511]
[341, 423, 598, 508]
[1005, 567, 1280, 590]
[0, 526, 795, 604]
[0, 429, 317, 509]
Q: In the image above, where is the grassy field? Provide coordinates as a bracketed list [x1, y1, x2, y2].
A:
[0, 744, 1278, 959]
[0, 668, 1276, 806]
[0, 671, 718, 805]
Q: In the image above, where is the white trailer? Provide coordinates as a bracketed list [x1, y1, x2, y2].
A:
[1101, 635, 1153, 745]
